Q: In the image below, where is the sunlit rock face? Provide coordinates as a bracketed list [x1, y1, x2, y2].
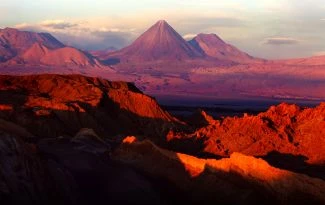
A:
[0, 74, 178, 139]
[0, 73, 324, 205]
[113, 137, 325, 205]
[167, 102, 325, 165]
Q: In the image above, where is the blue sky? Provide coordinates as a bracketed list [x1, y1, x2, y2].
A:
[1, 0, 325, 59]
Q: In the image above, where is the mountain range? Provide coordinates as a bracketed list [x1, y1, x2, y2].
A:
[0, 27, 100, 67]
[2, 20, 325, 68]
[94, 20, 260, 67]
[0, 20, 258, 70]
[0, 20, 325, 100]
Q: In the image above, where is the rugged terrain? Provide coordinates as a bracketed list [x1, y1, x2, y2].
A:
[0, 74, 324, 204]
[114, 137, 325, 205]
[0, 74, 177, 139]
[2, 21, 325, 101]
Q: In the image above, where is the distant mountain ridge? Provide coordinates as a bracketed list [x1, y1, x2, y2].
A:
[189, 33, 258, 63]
[100, 20, 262, 68]
[0, 27, 64, 61]
[0, 28, 101, 67]
[106, 20, 204, 62]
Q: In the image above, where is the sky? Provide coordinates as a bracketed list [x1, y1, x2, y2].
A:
[1, 0, 325, 59]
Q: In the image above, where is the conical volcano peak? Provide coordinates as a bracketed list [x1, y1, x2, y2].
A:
[149, 19, 177, 36]
[109, 20, 203, 61]
[154, 20, 171, 28]
[157, 19, 168, 25]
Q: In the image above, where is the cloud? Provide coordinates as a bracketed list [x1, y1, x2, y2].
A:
[263, 37, 299, 45]
[41, 20, 78, 30]
[183, 33, 197, 40]
[13, 20, 135, 50]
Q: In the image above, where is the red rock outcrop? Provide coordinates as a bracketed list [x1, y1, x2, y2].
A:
[0, 73, 324, 204]
[113, 137, 325, 205]
[167, 103, 325, 164]
[0, 74, 178, 139]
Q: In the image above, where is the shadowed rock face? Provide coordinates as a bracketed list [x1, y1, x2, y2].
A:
[0, 126, 166, 205]
[0, 74, 324, 204]
[167, 103, 325, 165]
[113, 137, 325, 205]
[0, 127, 53, 204]
[0, 74, 178, 140]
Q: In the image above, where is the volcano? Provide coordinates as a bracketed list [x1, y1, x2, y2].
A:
[189, 33, 257, 63]
[106, 20, 204, 62]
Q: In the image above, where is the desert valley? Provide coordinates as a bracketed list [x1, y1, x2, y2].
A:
[0, 8, 325, 205]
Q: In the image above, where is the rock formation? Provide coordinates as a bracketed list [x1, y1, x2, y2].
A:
[0, 74, 178, 140]
[167, 103, 325, 166]
[0, 74, 324, 204]
[0, 124, 165, 204]
[114, 137, 325, 205]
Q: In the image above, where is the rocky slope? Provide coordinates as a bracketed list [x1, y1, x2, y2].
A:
[0, 74, 178, 140]
[113, 137, 325, 205]
[167, 103, 325, 165]
[0, 74, 181, 204]
[0, 74, 324, 204]
[0, 124, 166, 205]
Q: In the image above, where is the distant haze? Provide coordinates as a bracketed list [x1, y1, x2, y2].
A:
[1, 0, 325, 59]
